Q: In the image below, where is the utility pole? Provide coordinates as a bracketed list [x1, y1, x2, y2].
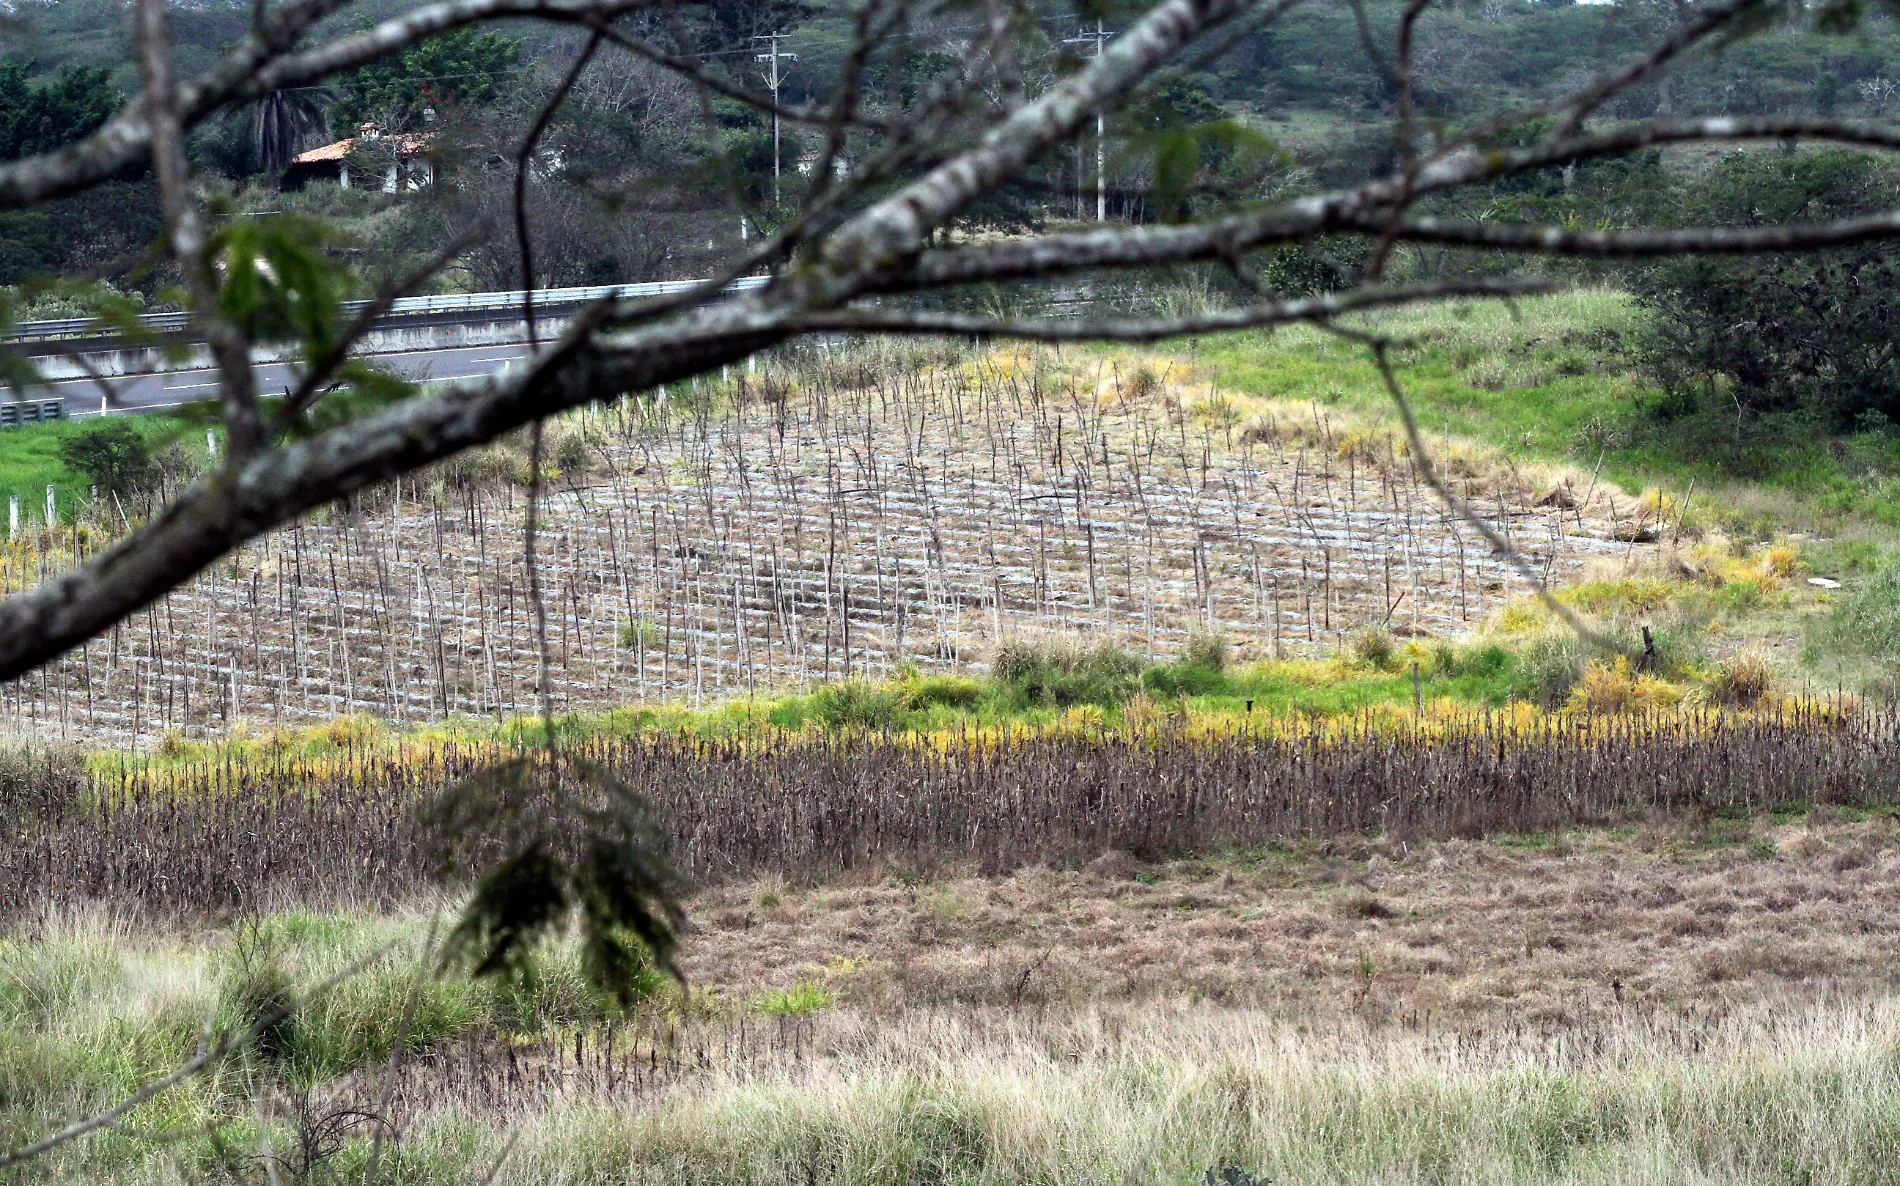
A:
[754, 33, 798, 207]
[1064, 22, 1115, 221]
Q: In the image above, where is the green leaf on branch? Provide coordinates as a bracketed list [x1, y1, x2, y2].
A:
[418, 756, 685, 1009]
[215, 214, 351, 356]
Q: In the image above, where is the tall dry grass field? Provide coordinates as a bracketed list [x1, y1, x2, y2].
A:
[471, 998, 1900, 1186]
[11, 896, 1900, 1186]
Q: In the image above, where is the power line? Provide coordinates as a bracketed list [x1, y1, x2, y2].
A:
[754, 32, 798, 207]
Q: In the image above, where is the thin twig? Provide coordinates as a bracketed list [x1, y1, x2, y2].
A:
[1358, 334, 1611, 649]
[281, 228, 486, 426]
[137, 0, 265, 459]
[512, 31, 599, 764]
[796, 279, 1553, 339]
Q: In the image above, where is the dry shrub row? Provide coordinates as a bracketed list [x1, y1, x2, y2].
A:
[3, 703, 1892, 921]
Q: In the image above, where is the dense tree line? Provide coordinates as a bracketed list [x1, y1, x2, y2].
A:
[0, 57, 159, 287]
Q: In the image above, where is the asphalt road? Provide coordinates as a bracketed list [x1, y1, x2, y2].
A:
[44, 342, 536, 417]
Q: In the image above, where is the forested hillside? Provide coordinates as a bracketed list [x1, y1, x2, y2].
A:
[7, 0, 1900, 290]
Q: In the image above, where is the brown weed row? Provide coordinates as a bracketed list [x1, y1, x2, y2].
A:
[4, 704, 1889, 920]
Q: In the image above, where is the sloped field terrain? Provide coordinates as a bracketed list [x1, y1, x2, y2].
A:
[0, 345, 1642, 744]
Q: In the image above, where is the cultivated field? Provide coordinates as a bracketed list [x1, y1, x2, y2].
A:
[0, 344, 1645, 744]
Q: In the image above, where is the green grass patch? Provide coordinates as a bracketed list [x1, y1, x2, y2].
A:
[1132, 289, 1900, 528]
[0, 412, 196, 520]
[110, 632, 1547, 779]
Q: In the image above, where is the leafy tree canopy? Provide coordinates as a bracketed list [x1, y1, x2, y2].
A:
[0, 60, 117, 161]
[1635, 149, 1900, 434]
[57, 420, 156, 497]
[332, 27, 525, 133]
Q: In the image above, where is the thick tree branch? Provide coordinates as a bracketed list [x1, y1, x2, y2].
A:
[810, 0, 1258, 292]
[0, 299, 785, 680]
[2, 0, 1897, 685]
[0, 0, 355, 208]
[877, 108, 1900, 292]
[1469, 115, 1900, 180]
[876, 199, 1352, 288]
[1350, 211, 1900, 255]
[137, 0, 266, 461]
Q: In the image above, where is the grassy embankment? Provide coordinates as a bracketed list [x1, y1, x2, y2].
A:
[1160, 288, 1900, 533]
[1109, 289, 1900, 692]
[109, 605, 1821, 776]
[0, 411, 196, 522]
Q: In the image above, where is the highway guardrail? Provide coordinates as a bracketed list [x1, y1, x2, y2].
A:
[2, 276, 771, 347]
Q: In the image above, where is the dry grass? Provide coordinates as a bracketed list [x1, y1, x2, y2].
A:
[467, 994, 1900, 1186]
[11, 813, 1900, 1183]
[13, 708, 1890, 919]
[681, 813, 1900, 1021]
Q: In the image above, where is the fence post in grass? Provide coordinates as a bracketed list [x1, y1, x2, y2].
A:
[1302, 558, 1313, 643]
[1272, 576, 1283, 660]
[44, 486, 54, 530]
[10, 495, 17, 539]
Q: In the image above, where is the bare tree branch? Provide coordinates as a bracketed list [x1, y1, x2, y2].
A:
[2, 0, 1897, 686]
[802, 0, 902, 210]
[796, 279, 1552, 339]
[514, 31, 602, 754]
[1348, 210, 1900, 256]
[1363, 0, 1431, 282]
[809, 0, 1261, 297]
[0, 0, 356, 208]
[0, 294, 771, 680]
[880, 106, 1900, 292]
[1461, 114, 1900, 180]
[0, 0, 663, 211]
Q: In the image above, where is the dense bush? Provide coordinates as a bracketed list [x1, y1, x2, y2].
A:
[990, 638, 1143, 708]
[1634, 149, 1900, 433]
[808, 680, 904, 731]
[57, 420, 156, 497]
[1511, 631, 1588, 708]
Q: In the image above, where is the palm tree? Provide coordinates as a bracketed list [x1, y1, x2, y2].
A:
[246, 88, 334, 177]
